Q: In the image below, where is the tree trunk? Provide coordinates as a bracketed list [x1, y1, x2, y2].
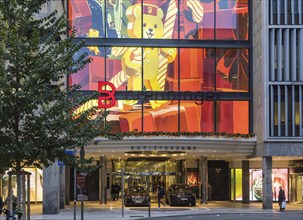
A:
[16, 162, 21, 210]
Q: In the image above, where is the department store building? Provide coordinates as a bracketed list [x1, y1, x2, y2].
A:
[1, 0, 302, 213]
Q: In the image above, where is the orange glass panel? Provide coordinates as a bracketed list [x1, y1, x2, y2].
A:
[217, 101, 249, 134]
[180, 101, 214, 132]
[216, 48, 249, 92]
[107, 101, 143, 133]
[179, 48, 215, 92]
[144, 100, 178, 132]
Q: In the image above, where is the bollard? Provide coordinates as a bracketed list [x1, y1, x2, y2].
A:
[81, 201, 84, 220]
[148, 197, 151, 218]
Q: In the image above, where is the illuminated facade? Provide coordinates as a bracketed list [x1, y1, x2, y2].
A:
[1, 0, 301, 214]
[68, 0, 253, 204]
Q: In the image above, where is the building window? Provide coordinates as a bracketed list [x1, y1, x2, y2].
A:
[68, 0, 251, 134]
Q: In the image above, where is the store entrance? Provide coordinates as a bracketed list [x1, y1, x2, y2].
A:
[112, 158, 181, 199]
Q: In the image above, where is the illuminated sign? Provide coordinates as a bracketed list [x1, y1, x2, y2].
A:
[98, 81, 223, 108]
[98, 82, 116, 108]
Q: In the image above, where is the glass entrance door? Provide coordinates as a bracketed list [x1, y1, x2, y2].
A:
[112, 159, 180, 199]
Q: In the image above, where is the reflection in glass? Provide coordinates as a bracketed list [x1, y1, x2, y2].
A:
[217, 101, 248, 134]
[216, 48, 249, 92]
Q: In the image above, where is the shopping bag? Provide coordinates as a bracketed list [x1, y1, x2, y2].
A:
[281, 201, 286, 209]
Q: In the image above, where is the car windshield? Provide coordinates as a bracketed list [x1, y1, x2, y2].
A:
[173, 185, 190, 190]
[129, 186, 145, 193]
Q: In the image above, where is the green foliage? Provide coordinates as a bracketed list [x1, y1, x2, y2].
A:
[0, 0, 115, 172]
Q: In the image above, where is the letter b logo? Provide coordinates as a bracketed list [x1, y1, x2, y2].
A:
[98, 82, 116, 108]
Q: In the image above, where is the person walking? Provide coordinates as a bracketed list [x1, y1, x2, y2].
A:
[278, 186, 286, 211]
[208, 183, 213, 201]
[111, 182, 117, 201]
[157, 184, 165, 208]
[115, 182, 121, 201]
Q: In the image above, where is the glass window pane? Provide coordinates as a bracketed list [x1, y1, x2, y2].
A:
[180, 0, 202, 39]
[107, 101, 143, 132]
[180, 101, 214, 132]
[141, 0, 179, 39]
[144, 100, 178, 132]
[178, 0, 215, 40]
[216, 48, 249, 92]
[216, 101, 249, 134]
[216, 0, 249, 40]
[70, 47, 105, 91]
[68, 0, 105, 38]
[108, 47, 143, 92]
[180, 48, 215, 92]
[143, 47, 178, 91]
[201, 101, 214, 132]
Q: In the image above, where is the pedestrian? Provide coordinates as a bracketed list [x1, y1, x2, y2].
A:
[111, 182, 117, 201]
[208, 183, 213, 201]
[157, 184, 165, 208]
[115, 182, 121, 201]
[278, 186, 285, 211]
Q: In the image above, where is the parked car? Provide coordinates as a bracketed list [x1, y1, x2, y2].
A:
[124, 186, 150, 207]
[165, 184, 196, 206]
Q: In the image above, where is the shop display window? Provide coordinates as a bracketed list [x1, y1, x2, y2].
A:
[249, 168, 289, 201]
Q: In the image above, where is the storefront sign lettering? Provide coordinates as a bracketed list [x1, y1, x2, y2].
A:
[98, 82, 116, 108]
[98, 81, 223, 108]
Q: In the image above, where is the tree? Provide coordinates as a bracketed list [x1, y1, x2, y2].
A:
[0, 0, 113, 208]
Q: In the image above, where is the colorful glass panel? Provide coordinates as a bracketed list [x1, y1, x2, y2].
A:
[217, 101, 249, 134]
[216, 48, 249, 92]
[70, 47, 105, 91]
[216, 0, 249, 40]
[68, 0, 249, 41]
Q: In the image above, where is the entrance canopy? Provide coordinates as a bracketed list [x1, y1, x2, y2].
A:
[85, 136, 257, 161]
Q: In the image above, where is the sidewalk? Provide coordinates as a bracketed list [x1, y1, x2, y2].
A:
[29, 201, 303, 220]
